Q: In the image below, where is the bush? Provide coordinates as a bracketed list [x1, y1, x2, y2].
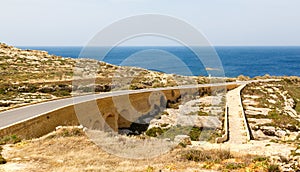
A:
[145, 127, 164, 137]
[225, 162, 245, 170]
[0, 135, 21, 145]
[189, 127, 202, 141]
[252, 156, 268, 162]
[267, 164, 280, 172]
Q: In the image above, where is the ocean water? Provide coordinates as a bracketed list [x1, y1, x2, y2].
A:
[18, 46, 300, 78]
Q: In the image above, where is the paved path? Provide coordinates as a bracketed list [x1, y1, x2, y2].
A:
[227, 84, 249, 144]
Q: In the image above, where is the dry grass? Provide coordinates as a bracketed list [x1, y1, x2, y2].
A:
[0, 127, 281, 172]
[181, 149, 232, 163]
[1, 135, 202, 172]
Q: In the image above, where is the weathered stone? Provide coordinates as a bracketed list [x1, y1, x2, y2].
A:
[253, 130, 269, 140]
[260, 126, 276, 136]
[174, 135, 191, 145]
[275, 129, 287, 137]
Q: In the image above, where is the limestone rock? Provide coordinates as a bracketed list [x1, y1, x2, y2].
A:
[174, 135, 191, 145]
[275, 129, 287, 137]
[260, 126, 276, 136]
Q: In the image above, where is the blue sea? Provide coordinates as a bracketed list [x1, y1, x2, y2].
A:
[18, 46, 300, 78]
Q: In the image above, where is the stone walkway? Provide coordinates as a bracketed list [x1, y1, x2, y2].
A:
[227, 84, 249, 144]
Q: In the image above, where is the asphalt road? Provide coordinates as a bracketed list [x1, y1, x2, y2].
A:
[0, 80, 271, 129]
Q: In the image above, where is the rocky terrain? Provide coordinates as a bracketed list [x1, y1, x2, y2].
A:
[1, 43, 300, 171]
[0, 43, 207, 111]
[0, 126, 287, 172]
[144, 94, 225, 142]
[242, 78, 300, 171]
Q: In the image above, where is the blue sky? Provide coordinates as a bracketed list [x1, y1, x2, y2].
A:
[1, 0, 300, 46]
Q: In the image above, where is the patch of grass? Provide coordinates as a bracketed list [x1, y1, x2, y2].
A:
[291, 149, 300, 156]
[250, 155, 281, 172]
[181, 149, 232, 163]
[267, 164, 280, 172]
[0, 135, 22, 145]
[146, 126, 203, 141]
[267, 110, 300, 130]
[295, 101, 300, 114]
[163, 126, 202, 141]
[202, 162, 214, 169]
[167, 101, 180, 109]
[145, 127, 164, 137]
[45, 127, 84, 139]
[60, 128, 83, 137]
[252, 156, 268, 162]
[145, 165, 154, 172]
[224, 162, 245, 170]
[198, 111, 209, 116]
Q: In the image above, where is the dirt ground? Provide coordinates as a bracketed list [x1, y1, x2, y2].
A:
[0, 127, 290, 172]
[0, 135, 208, 172]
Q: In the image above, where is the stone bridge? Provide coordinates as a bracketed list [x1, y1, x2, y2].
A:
[0, 84, 238, 139]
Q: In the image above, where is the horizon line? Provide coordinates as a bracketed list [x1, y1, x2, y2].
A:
[15, 45, 300, 47]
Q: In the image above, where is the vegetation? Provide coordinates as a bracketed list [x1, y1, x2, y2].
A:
[145, 127, 164, 137]
[181, 150, 280, 171]
[283, 77, 300, 114]
[0, 135, 22, 165]
[0, 135, 21, 145]
[267, 110, 300, 129]
[145, 126, 203, 141]
[224, 162, 245, 170]
[145, 125, 222, 143]
[182, 149, 232, 163]
[45, 127, 84, 139]
[242, 80, 300, 130]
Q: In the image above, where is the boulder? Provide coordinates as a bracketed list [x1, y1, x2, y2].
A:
[275, 129, 287, 137]
[174, 135, 192, 145]
[260, 126, 276, 136]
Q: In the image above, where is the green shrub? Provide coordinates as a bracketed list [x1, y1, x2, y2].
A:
[145, 127, 164, 137]
[0, 135, 21, 145]
[252, 156, 268, 162]
[59, 128, 84, 137]
[145, 166, 154, 172]
[225, 162, 245, 170]
[267, 164, 280, 172]
[189, 127, 202, 141]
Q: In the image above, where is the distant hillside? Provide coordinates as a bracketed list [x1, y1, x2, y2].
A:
[0, 43, 206, 111]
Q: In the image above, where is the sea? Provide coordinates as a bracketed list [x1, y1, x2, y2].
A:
[18, 46, 300, 78]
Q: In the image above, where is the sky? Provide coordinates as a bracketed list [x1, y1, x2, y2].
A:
[0, 0, 300, 46]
